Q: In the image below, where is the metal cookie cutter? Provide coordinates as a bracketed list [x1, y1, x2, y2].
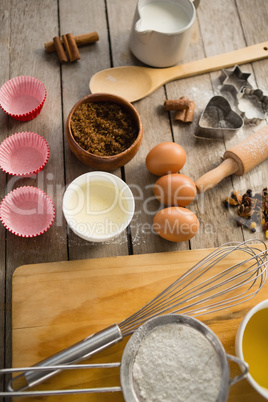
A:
[238, 87, 268, 123]
[219, 65, 268, 123]
[220, 65, 252, 97]
[195, 96, 244, 140]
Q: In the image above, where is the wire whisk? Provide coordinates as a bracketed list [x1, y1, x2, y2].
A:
[121, 239, 267, 335]
[2, 239, 267, 396]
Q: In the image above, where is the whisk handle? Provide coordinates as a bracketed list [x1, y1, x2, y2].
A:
[9, 324, 122, 391]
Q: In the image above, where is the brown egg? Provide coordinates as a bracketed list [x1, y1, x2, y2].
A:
[153, 207, 199, 242]
[146, 142, 186, 176]
[154, 173, 196, 207]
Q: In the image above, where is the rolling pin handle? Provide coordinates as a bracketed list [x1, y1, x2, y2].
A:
[9, 324, 122, 391]
[195, 158, 239, 193]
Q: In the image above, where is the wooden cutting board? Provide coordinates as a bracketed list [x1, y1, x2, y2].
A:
[12, 246, 268, 401]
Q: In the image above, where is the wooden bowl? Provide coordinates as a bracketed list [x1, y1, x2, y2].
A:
[66, 93, 143, 171]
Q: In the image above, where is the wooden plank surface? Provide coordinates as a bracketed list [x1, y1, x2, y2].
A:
[0, 0, 267, 398]
[11, 245, 268, 401]
[0, 1, 10, 391]
[59, 0, 131, 260]
[2, 1, 68, 381]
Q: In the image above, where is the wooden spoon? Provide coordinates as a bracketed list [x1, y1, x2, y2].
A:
[89, 42, 268, 102]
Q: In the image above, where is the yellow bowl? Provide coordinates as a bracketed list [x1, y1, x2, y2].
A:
[235, 299, 268, 399]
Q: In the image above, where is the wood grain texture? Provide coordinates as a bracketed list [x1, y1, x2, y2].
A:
[222, 0, 268, 244]
[107, 0, 190, 255]
[0, 0, 11, 390]
[11, 245, 268, 401]
[0, 0, 267, 397]
[59, 0, 132, 260]
[1, 0, 68, 375]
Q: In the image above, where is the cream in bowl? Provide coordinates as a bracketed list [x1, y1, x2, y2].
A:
[63, 171, 134, 242]
[236, 299, 268, 399]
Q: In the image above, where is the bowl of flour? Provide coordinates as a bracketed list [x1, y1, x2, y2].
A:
[120, 314, 248, 402]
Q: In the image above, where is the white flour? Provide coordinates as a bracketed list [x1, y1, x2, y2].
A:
[133, 323, 222, 402]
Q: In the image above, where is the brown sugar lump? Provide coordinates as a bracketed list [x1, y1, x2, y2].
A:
[70, 101, 139, 156]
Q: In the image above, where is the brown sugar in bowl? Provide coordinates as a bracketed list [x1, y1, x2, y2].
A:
[66, 93, 143, 171]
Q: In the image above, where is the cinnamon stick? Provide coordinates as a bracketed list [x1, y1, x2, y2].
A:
[66, 33, 80, 62]
[174, 101, 196, 123]
[174, 109, 187, 122]
[62, 34, 72, 61]
[53, 36, 67, 63]
[184, 101, 196, 123]
[45, 31, 99, 53]
[164, 96, 190, 111]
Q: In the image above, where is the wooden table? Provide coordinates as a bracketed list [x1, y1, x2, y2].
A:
[0, 0, 267, 399]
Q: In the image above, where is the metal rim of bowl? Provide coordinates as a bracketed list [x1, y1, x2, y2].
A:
[120, 314, 230, 402]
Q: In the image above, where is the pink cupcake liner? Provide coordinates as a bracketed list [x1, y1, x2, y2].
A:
[0, 76, 47, 121]
[0, 132, 50, 176]
[0, 186, 55, 237]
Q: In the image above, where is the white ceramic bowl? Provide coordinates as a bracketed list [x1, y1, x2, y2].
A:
[235, 299, 268, 399]
[63, 171, 135, 242]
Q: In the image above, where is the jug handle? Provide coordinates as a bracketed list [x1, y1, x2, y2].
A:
[226, 354, 249, 387]
[190, 0, 200, 8]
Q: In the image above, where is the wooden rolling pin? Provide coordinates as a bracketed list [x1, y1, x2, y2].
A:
[195, 126, 268, 193]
